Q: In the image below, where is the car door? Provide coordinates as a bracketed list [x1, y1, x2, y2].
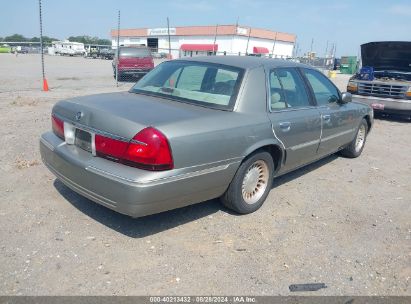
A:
[301, 68, 356, 156]
[267, 67, 322, 173]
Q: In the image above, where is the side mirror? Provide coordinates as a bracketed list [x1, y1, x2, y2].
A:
[340, 92, 352, 104]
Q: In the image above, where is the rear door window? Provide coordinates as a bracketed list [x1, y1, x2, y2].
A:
[275, 68, 311, 108]
[269, 70, 287, 110]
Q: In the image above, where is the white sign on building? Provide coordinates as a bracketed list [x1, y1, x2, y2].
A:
[147, 28, 176, 36]
[236, 27, 248, 35]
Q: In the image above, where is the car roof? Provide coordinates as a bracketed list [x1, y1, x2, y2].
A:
[176, 55, 312, 70]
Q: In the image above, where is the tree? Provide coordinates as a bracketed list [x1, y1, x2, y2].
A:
[97, 38, 111, 45]
[4, 34, 27, 42]
[29, 36, 58, 43]
[67, 35, 111, 45]
[2, 34, 108, 45]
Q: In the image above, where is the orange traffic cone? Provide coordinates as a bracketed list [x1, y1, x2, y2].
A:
[43, 78, 49, 91]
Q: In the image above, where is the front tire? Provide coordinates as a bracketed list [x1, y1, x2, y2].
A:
[340, 118, 368, 158]
[221, 151, 274, 214]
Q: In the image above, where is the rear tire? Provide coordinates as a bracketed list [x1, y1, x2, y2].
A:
[114, 72, 123, 81]
[221, 151, 274, 214]
[340, 118, 368, 158]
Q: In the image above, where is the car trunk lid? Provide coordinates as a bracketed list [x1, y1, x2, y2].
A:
[52, 91, 220, 140]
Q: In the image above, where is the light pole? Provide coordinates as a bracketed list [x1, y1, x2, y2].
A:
[39, 0, 48, 91]
[167, 17, 171, 58]
[116, 10, 120, 87]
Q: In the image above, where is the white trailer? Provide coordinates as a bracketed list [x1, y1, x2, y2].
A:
[52, 40, 86, 56]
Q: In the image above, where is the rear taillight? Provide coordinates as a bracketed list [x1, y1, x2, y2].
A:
[94, 127, 173, 171]
[51, 114, 64, 139]
[123, 127, 173, 171]
[95, 134, 128, 160]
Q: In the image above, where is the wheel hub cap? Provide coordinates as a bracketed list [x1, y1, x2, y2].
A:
[241, 160, 269, 205]
[355, 125, 366, 152]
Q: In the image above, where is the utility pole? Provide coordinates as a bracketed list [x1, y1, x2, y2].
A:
[167, 17, 171, 58]
[39, 0, 48, 91]
[116, 10, 120, 87]
[245, 27, 251, 55]
[334, 43, 337, 61]
[271, 32, 278, 58]
[291, 36, 297, 58]
[231, 16, 239, 54]
[213, 24, 218, 54]
[324, 40, 329, 70]
[309, 38, 314, 65]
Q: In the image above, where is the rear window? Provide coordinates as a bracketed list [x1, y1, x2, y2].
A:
[130, 61, 244, 110]
[119, 47, 151, 58]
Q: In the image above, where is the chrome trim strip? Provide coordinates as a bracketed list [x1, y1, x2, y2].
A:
[318, 114, 323, 153]
[44, 160, 117, 208]
[289, 139, 320, 151]
[181, 156, 242, 171]
[269, 106, 318, 113]
[321, 128, 355, 142]
[86, 163, 232, 186]
[91, 133, 96, 156]
[130, 139, 147, 145]
[40, 137, 55, 151]
[53, 113, 132, 143]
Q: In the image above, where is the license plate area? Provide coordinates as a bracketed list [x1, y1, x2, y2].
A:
[75, 128, 92, 153]
[371, 103, 385, 110]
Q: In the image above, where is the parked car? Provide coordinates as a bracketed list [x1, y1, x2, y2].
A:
[152, 52, 163, 59]
[112, 46, 154, 80]
[99, 48, 114, 60]
[85, 47, 99, 59]
[40, 56, 373, 218]
[347, 41, 411, 117]
[17, 46, 29, 54]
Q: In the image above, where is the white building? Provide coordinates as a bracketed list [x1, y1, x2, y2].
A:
[111, 25, 296, 59]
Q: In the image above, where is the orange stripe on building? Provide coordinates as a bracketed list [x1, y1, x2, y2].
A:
[111, 25, 296, 43]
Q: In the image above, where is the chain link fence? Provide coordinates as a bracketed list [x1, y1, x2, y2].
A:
[1, 40, 337, 91]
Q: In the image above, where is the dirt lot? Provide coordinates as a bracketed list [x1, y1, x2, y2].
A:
[0, 54, 410, 296]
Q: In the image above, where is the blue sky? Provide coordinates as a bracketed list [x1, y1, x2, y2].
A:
[1, 0, 410, 56]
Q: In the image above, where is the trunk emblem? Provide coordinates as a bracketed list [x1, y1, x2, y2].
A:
[75, 112, 83, 121]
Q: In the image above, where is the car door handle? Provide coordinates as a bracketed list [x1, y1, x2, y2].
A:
[322, 114, 331, 122]
[279, 121, 291, 132]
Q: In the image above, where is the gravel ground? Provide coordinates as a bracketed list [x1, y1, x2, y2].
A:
[0, 54, 410, 296]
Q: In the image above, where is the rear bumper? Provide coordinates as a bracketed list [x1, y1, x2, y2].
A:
[118, 68, 152, 76]
[40, 132, 239, 217]
[353, 95, 411, 116]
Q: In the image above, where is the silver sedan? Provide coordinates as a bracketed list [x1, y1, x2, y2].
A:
[40, 56, 373, 217]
